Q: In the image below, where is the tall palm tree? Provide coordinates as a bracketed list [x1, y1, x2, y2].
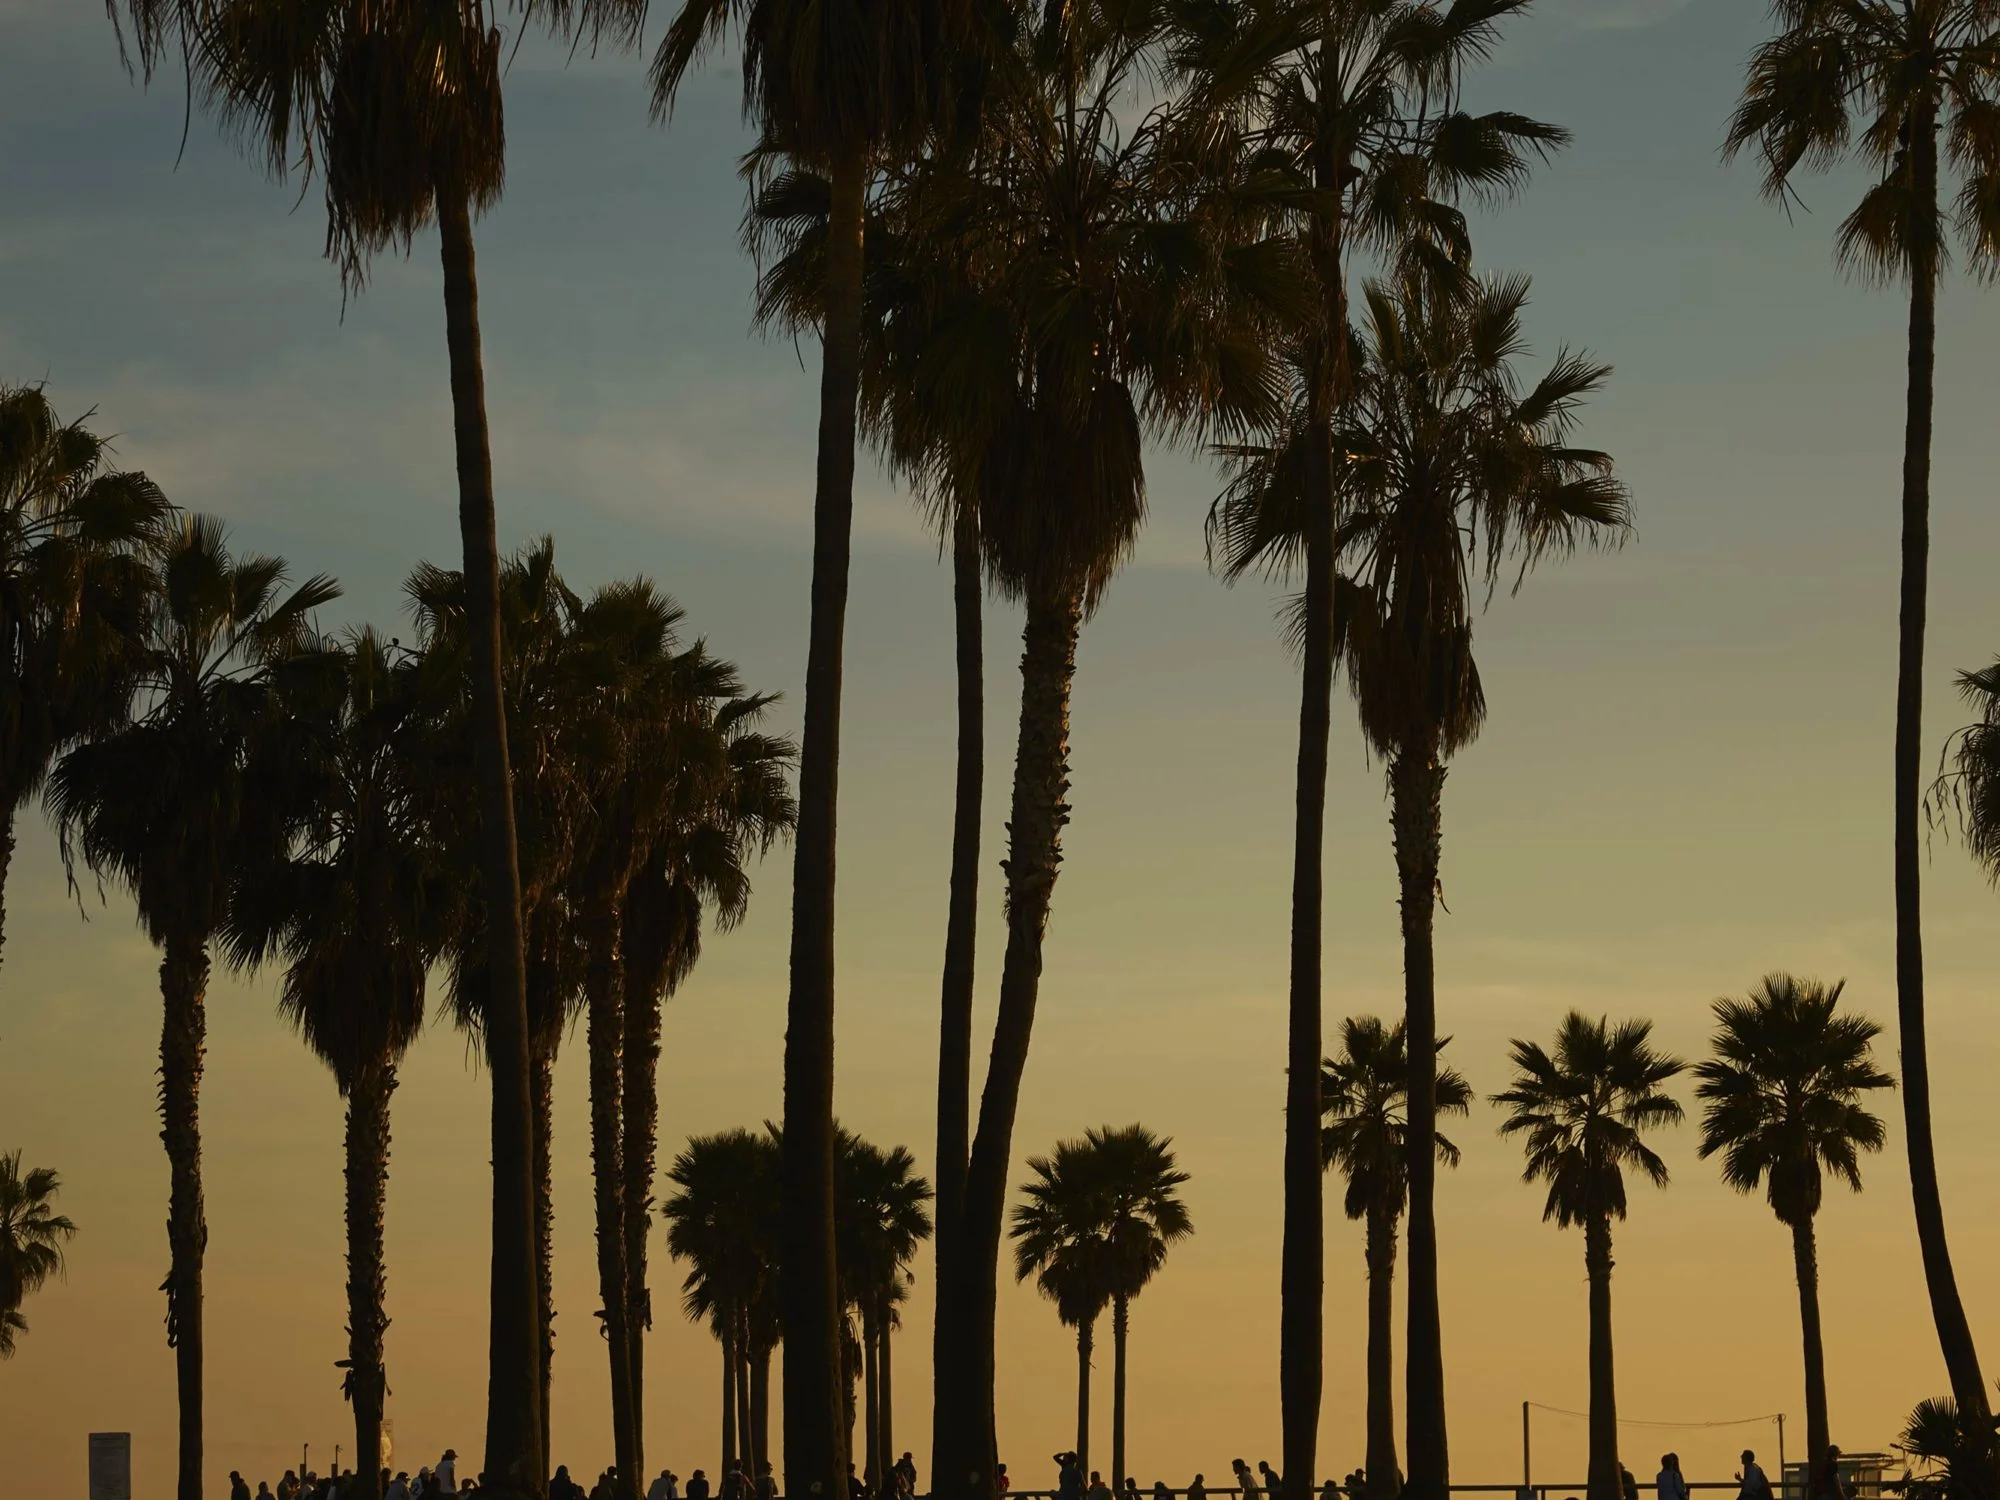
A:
[663, 1128, 784, 1479]
[641, 5, 992, 1485]
[1180, 7, 1567, 1487]
[1011, 1138, 1117, 1478]
[1219, 265, 1625, 1499]
[1694, 974, 1893, 1500]
[125, 0, 553, 1478]
[835, 1135, 932, 1492]
[1493, 1014, 1685, 1500]
[0, 383, 170, 973]
[0, 1148, 77, 1358]
[223, 630, 444, 1500]
[1320, 1017, 1470, 1500]
[49, 516, 336, 1500]
[1726, 2, 2000, 1462]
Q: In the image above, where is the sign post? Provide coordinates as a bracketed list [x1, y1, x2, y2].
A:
[88, 1433, 132, 1500]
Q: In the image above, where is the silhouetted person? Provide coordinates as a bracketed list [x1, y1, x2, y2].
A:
[1057, 1456, 1083, 1500]
[592, 1472, 616, 1500]
[1124, 1480, 1140, 1500]
[386, 1476, 411, 1500]
[1823, 1447, 1853, 1500]
[1089, 1473, 1111, 1500]
[687, 1472, 712, 1500]
[1231, 1462, 1258, 1500]
[898, 1456, 920, 1497]
[1658, 1455, 1688, 1500]
[1739, 1452, 1774, 1500]
[1620, 1464, 1639, 1500]
[259, 1485, 277, 1500]
[1258, 1463, 1281, 1499]
[996, 1465, 1009, 1497]
[1154, 1481, 1173, 1500]
[436, 1451, 459, 1495]
[850, 1464, 869, 1500]
[1189, 1476, 1207, 1500]
[231, 1471, 253, 1500]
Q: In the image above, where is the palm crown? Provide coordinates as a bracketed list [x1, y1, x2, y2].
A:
[1494, 1012, 1685, 1229]
[1320, 1015, 1470, 1222]
[0, 1149, 77, 1358]
[1695, 974, 1892, 1228]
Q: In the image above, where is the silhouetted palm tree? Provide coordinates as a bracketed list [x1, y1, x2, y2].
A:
[134, 0, 551, 1477]
[836, 1135, 932, 1489]
[1180, 6, 1565, 1484]
[0, 1148, 77, 1357]
[1321, 1018, 1470, 1500]
[1695, 974, 1892, 1500]
[1494, 1014, 1684, 1500]
[0, 384, 169, 974]
[49, 516, 335, 1500]
[642, 4, 992, 1483]
[664, 1128, 784, 1478]
[1012, 1138, 1118, 1478]
[1727, 3, 2000, 1461]
[1897, 1395, 2000, 1500]
[224, 630, 444, 1500]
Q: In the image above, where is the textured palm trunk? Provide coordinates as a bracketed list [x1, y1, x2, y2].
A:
[622, 973, 665, 1480]
[878, 1291, 895, 1481]
[752, 1339, 773, 1477]
[1076, 1316, 1094, 1478]
[783, 140, 867, 1500]
[843, 1315, 862, 1467]
[951, 582, 1087, 1500]
[739, 1305, 758, 1482]
[1110, 1295, 1130, 1492]
[1363, 1203, 1399, 1500]
[344, 1058, 396, 1500]
[0, 807, 15, 977]
[586, 907, 639, 1500]
[1584, 1215, 1619, 1500]
[1892, 107, 1994, 1477]
[723, 1309, 740, 1475]
[931, 502, 984, 1489]
[531, 1031, 558, 1476]
[863, 1299, 882, 1487]
[161, 932, 210, 1500]
[1791, 1220, 1830, 1499]
[439, 189, 544, 1500]
[1393, 749, 1448, 1500]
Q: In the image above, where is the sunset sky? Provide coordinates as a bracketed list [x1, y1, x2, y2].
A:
[4, 0, 1999, 1496]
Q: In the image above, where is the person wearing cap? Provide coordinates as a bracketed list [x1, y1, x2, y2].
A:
[436, 1450, 459, 1494]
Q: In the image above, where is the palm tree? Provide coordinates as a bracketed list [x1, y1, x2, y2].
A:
[109, 0, 554, 1478]
[223, 630, 444, 1500]
[834, 1135, 932, 1492]
[1220, 264, 1624, 1498]
[1320, 1018, 1470, 1500]
[1726, 2, 2000, 1461]
[663, 1128, 784, 1479]
[0, 383, 170, 973]
[1180, 7, 1567, 1487]
[1012, 1139, 1117, 1478]
[49, 516, 336, 1500]
[0, 1148, 77, 1357]
[1493, 1013, 1685, 1500]
[1897, 1396, 2000, 1500]
[1694, 975, 1892, 1500]
[640, 4, 991, 1484]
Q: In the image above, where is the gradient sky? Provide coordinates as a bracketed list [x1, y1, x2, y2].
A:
[4, 0, 1999, 1496]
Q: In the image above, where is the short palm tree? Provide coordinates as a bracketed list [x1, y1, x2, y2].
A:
[1494, 1014, 1684, 1500]
[0, 1148, 77, 1357]
[223, 630, 444, 1500]
[1726, 0, 2000, 1456]
[1897, 1395, 2000, 1500]
[1180, 6, 1568, 1481]
[0, 383, 169, 973]
[49, 516, 335, 1500]
[663, 1128, 784, 1481]
[836, 1135, 932, 1489]
[1695, 974, 1892, 1500]
[1012, 1139, 1118, 1479]
[1321, 1018, 1471, 1500]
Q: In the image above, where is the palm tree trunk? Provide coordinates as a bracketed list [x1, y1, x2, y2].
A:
[1393, 749, 1448, 1500]
[586, 909, 639, 1500]
[438, 188, 544, 1500]
[932, 501, 984, 1492]
[843, 1315, 862, 1470]
[723, 1309, 740, 1476]
[1363, 1203, 1399, 1500]
[740, 1305, 758, 1483]
[1111, 1294, 1130, 1494]
[0, 806, 15, 977]
[345, 1058, 395, 1500]
[752, 1340, 773, 1477]
[531, 1030, 558, 1477]
[878, 1291, 895, 1481]
[1076, 1316, 1094, 1479]
[1893, 106, 1994, 1469]
[782, 137, 867, 1500]
[1791, 1220, 1829, 1500]
[950, 582, 1087, 1500]
[160, 932, 209, 1500]
[1583, 1215, 1619, 1500]
[863, 1298, 882, 1488]
[622, 974, 665, 1484]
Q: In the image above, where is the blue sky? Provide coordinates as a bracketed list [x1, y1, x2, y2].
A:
[4, 0, 1999, 1495]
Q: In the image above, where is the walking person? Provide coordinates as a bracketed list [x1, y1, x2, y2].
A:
[1089, 1473, 1112, 1500]
[1258, 1463, 1281, 1499]
[1620, 1464, 1639, 1500]
[1658, 1454, 1689, 1500]
[1231, 1462, 1258, 1500]
[1188, 1476, 1207, 1500]
[1738, 1452, 1774, 1500]
[897, 1456, 919, 1497]
[1057, 1455, 1083, 1500]
[435, 1451, 459, 1495]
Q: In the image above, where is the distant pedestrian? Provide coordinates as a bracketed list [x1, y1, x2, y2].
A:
[1620, 1464, 1640, 1500]
[1124, 1479, 1141, 1500]
[1057, 1456, 1083, 1500]
[1089, 1473, 1112, 1500]
[1258, 1463, 1281, 1499]
[1321, 1480, 1341, 1500]
[1823, 1447, 1853, 1500]
[1232, 1462, 1258, 1500]
[850, 1463, 869, 1500]
[688, 1472, 712, 1500]
[591, 1471, 616, 1500]
[436, 1452, 459, 1495]
[1658, 1455, 1688, 1500]
[386, 1476, 411, 1500]
[1154, 1481, 1173, 1500]
[260, 1485, 277, 1500]
[996, 1465, 1009, 1497]
[232, 1471, 254, 1500]
[760, 1463, 780, 1500]
[1739, 1452, 1775, 1500]
[897, 1456, 920, 1497]
[1188, 1476, 1207, 1500]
